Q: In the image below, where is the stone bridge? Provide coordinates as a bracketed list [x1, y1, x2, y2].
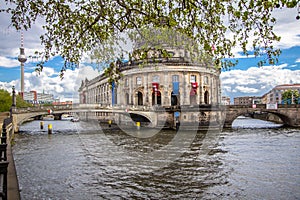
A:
[224, 104, 300, 128]
[10, 104, 159, 131]
[10, 103, 300, 130]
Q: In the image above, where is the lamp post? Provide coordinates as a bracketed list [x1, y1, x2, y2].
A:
[12, 86, 16, 107]
[10, 86, 16, 117]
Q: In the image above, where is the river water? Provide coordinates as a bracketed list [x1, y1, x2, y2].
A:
[13, 118, 300, 200]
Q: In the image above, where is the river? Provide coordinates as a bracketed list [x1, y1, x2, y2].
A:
[13, 118, 300, 199]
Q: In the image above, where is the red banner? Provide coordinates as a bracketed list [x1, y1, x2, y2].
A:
[152, 83, 159, 92]
[191, 82, 198, 88]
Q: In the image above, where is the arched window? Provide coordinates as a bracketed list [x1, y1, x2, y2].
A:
[125, 93, 130, 105]
[190, 89, 197, 105]
[204, 91, 209, 104]
[171, 92, 178, 106]
[137, 91, 143, 105]
[114, 87, 117, 105]
[152, 91, 161, 105]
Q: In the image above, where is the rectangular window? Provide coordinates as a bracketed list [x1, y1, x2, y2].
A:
[136, 77, 142, 85]
[204, 76, 208, 85]
[125, 78, 129, 87]
[172, 75, 179, 82]
[190, 75, 196, 83]
[153, 75, 160, 83]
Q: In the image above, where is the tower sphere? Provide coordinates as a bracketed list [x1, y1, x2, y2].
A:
[18, 47, 27, 63]
[18, 54, 27, 63]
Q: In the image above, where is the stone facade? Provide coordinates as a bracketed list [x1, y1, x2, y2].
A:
[78, 46, 223, 129]
[79, 47, 221, 108]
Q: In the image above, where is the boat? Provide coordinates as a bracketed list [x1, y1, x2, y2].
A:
[237, 116, 248, 119]
[61, 114, 74, 121]
[42, 115, 55, 121]
[71, 118, 79, 122]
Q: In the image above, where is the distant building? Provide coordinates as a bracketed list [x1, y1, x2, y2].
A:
[22, 91, 37, 104]
[252, 97, 262, 104]
[37, 92, 54, 104]
[262, 83, 300, 104]
[22, 91, 55, 104]
[234, 96, 261, 105]
[221, 96, 231, 105]
[52, 100, 73, 105]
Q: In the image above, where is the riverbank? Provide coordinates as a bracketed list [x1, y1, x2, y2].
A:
[0, 112, 21, 200]
[7, 143, 20, 200]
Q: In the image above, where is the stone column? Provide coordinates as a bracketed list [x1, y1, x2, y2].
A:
[129, 76, 133, 105]
[144, 73, 148, 106]
[210, 75, 213, 104]
[196, 74, 200, 104]
[182, 72, 187, 105]
[164, 72, 168, 106]
[200, 75, 203, 104]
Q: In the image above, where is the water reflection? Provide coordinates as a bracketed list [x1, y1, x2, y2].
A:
[13, 119, 300, 199]
[232, 116, 283, 129]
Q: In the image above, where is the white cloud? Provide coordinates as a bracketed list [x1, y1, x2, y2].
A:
[0, 56, 20, 67]
[235, 86, 259, 93]
[0, 80, 18, 93]
[221, 64, 300, 98]
[296, 58, 300, 63]
[0, 65, 100, 102]
[229, 7, 300, 57]
[272, 8, 300, 49]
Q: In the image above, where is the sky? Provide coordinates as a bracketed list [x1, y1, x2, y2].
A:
[0, 6, 300, 103]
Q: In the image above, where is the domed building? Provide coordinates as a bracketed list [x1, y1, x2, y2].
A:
[78, 37, 223, 129]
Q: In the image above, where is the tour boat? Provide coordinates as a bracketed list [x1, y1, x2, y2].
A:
[71, 118, 79, 122]
[42, 115, 55, 121]
[61, 114, 74, 121]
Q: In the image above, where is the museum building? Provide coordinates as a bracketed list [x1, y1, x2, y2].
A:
[78, 46, 221, 108]
[78, 41, 224, 129]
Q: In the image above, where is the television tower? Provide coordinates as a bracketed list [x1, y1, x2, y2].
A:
[17, 31, 27, 94]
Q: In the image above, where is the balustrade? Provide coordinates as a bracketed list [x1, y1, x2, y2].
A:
[0, 117, 10, 200]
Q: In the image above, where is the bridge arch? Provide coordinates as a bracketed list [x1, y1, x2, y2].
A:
[111, 110, 153, 127]
[14, 112, 47, 126]
[129, 113, 151, 123]
[225, 109, 289, 128]
[12, 110, 76, 131]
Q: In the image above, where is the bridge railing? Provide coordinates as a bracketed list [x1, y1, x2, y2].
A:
[227, 104, 266, 109]
[278, 104, 300, 108]
[13, 104, 73, 113]
[227, 104, 300, 109]
[0, 117, 10, 200]
[12, 103, 300, 115]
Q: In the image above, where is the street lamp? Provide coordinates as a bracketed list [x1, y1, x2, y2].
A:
[12, 86, 16, 107]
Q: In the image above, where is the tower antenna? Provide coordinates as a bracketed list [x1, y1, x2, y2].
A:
[18, 30, 27, 96]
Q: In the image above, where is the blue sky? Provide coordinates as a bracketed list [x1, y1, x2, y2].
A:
[0, 7, 300, 102]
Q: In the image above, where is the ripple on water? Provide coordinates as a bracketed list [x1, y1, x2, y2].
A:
[13, 120, 300, 199]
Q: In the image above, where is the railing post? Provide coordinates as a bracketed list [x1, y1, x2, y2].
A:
[1, 126, 6, 145]
[0, 119, 9, 200]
